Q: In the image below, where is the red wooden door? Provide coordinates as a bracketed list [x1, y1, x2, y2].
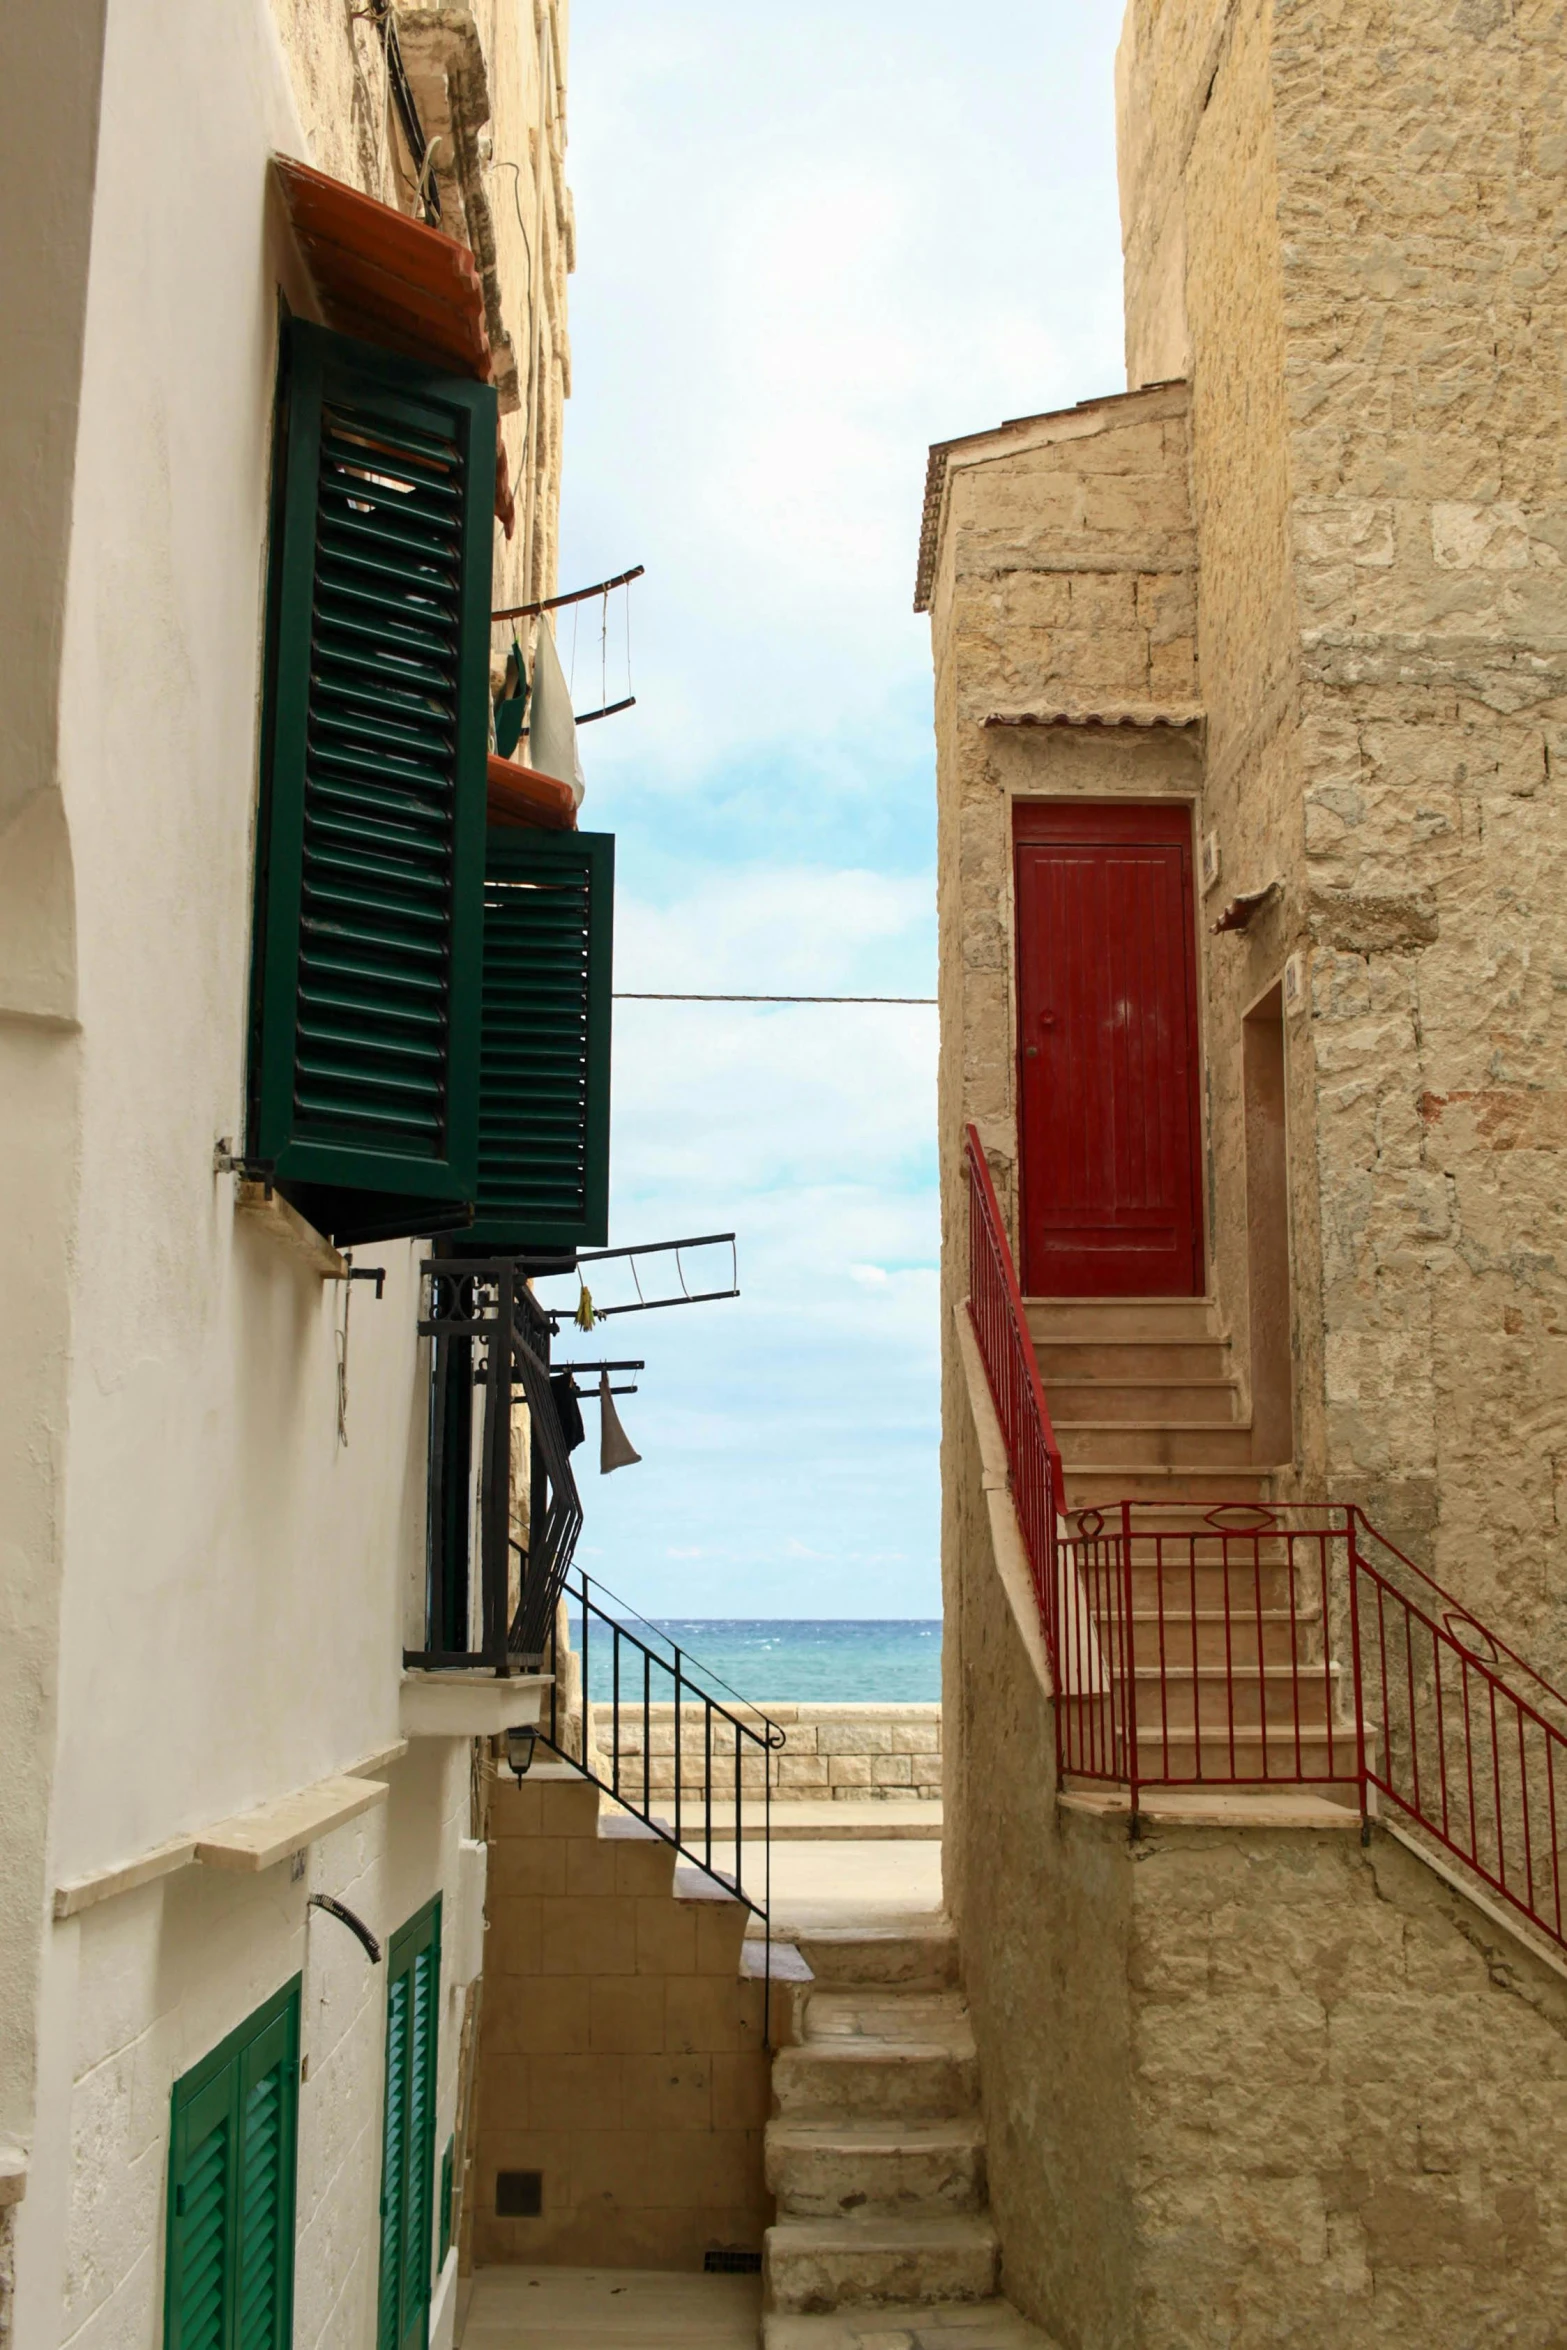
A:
[1014, 800, 1204, 1296]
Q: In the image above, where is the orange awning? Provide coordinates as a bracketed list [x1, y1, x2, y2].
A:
[273, 155, 513, 536]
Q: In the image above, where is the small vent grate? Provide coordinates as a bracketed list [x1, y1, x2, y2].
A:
[703, 2249, 763, 2275]
[495, 2169, 543, 2218]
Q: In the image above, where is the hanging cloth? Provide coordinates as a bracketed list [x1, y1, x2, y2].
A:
[598, 1370, 642, 1474]
[549, 1372, 586, 1452]
[527, 619, 586, 807]
[494, 636, 529, 759]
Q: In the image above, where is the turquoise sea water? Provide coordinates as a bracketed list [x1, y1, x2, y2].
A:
[573, 1619, 942, 1706]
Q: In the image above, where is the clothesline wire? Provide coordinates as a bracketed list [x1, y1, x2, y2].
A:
[613, 992, 937, 1004]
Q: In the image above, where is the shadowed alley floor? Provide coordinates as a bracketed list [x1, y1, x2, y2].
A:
[460, 2266, 764, 2347]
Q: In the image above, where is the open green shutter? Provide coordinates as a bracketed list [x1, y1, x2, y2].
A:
[249, 320, 493, 1228]
[377, 1974, 410, 2350]
[400, 1942, 441, 2324]
[166, 2068, 233, 2350]
[166, 1980, 299, 2350]
[235, 2003, 299, 2350]
[379, 1897, 442, 2350]
[463, 828, 614, 1251]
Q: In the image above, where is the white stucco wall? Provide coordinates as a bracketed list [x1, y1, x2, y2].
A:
[3, 0, 561, 2337]
[24, 1744, 469, 2349]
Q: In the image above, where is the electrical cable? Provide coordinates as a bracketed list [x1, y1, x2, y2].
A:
[613, 993, 936, 1005]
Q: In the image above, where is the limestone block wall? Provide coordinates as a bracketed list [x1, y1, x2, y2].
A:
[1113, 0, 1567, 1668]
[925, 386, 1207, 1825]
[926, 380, 1200, 1301]
[473, 1771, 772, 2271]
[591, 1702, 943, 1804]
[948, 1348, 1567, 2350]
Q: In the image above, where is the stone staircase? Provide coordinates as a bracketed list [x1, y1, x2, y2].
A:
[1025, 1295, 1279, 1510]
[762, 1924, 1053, 2349]
[1026, 1296, 1363, 1800]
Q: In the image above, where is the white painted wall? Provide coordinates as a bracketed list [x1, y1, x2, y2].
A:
[26, 1745, 470, 2349]
[2, 0, 569, 2337]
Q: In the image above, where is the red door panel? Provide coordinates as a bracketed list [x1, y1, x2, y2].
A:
[1014, 800, 1204, 1297]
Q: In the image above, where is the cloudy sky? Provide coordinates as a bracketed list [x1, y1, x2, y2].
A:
[539, 2, 1126, 1619]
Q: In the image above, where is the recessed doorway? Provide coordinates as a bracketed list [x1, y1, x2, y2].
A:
[1013, 799, 1205, 1297]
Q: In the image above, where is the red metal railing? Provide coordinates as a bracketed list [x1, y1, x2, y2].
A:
[963, 1124, 1567, 1958]
[1350, 1511, 1567, 1952]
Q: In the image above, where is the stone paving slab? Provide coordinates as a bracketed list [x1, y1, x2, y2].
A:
[762, 2300, 1058, 2349]
[460, 2265, 761, 2347]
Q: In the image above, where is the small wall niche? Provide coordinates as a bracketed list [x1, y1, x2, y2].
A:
[1243, 983, 1293, 1464]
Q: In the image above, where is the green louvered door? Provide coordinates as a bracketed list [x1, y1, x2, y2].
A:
[378, 1898, 443, 2350]
[465, 828, 615, 1250]
[165, 1980, 300, 2350]
[249, 320, 494, 1243]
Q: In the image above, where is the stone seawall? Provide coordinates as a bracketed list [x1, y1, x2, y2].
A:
[587, 1702, 942, 1803]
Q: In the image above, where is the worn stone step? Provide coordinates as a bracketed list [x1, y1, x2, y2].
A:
[1038, 1336, 1234, 1382]
[765, 2214, 998, 2312]
[1047, 1375, 1242, 1422]
[1120, 1610, 1322, 1668]
[772, 2035, 979, 2122]
[793, 1925, 960, 1991]
[803, 1987, 969, 2043]
[766, 2118, 987, 2219]
[1054, 1420, 1257, 1468]
[1124, 1663, 1338, 1733]
[1026, 1296, 1223, 1342]
[763, 2298, 1058, 2349]
[1064, 1464, 1282, 1507]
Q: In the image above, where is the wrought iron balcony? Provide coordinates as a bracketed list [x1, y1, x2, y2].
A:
[412, 1257, 582, 1677]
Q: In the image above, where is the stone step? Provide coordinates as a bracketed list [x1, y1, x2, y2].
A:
[1064, 1464, 1282, 1507]
[1047, 1375, 1242, 1422]
[1026, 1296, 1223, 1342]
[1055, 1420, 1257, 1468]
[1037, 1337, 1234, 1382]
[1130, 1724, 1358, 1779]
[1124, 1665, 1338, 1733]
[772, 2036, 979, 2122]
[1119, 1610, 1323, 1668]
[763, 2299, 1057, 2349]
[764, 2215, 999, 2313]
[766, 2119, 987, 2219]
[803, 1987, 969, 2043]
[793, 1925, 960, 1991]
[1117, 1563, 1305, 1609]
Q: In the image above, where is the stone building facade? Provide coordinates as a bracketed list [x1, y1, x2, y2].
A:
[927, 0, 1567, 1655]
[922, 3, 1567, 2343]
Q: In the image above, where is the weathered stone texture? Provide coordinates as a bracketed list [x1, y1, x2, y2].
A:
[1108, 0, 1567, 1663]
[948, 1384, 1567, 2350]
[475, 1774, 772, 2272]
[589, 1702, 943, 1803]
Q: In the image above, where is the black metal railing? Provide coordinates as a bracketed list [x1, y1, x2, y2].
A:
[539, 1564, 786, 2033]
[411, 1257, 582, 1674]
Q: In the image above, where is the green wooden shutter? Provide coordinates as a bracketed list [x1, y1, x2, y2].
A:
[249, 319, 493, 1230]
[438, 2135, 455, 2264]
[378, 1898, 443, 2350]
[463, 828, 615, 1251]
[166, 2069, 233, 2350]
[235, 2002, 299, 2350]
[166, 1980, 300, 2350]
[377, 1974, 410, 2350]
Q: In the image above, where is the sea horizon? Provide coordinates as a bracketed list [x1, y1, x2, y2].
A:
[571, 1617, 943, 1706]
